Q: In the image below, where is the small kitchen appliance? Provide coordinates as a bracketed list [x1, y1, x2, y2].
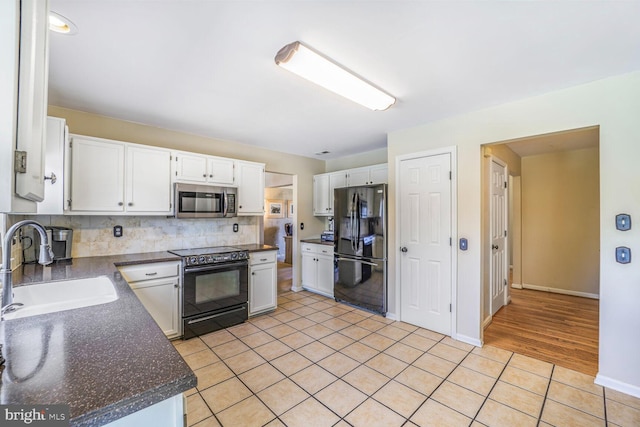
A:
[169, 246, 249, 339]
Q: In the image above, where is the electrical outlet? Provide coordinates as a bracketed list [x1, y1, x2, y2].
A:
[113, 225, 123, 238]
[233, 223, 239, 232]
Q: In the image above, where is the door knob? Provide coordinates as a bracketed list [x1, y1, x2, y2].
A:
[400, 247, 408, 253]
[492, 244, 499, 250]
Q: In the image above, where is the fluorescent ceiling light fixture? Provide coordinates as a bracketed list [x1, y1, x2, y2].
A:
[275, 41, 395, 111]
[49, 12, 78, 35]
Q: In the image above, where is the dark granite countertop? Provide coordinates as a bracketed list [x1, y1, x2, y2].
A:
[1, 251, 196, 427]
[300, 238, 334, 246]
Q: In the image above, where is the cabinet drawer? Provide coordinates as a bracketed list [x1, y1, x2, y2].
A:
[118, 261, 180, 283]
[301, 243, 333, 256]
[250, 251, 277, 266]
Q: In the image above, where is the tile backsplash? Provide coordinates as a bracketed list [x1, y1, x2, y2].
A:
[21, 215, 260, 258]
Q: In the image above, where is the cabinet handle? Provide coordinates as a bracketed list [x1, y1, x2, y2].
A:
[145, 272, 158, 276]
[260, 258, 267, 262]
[128, 202, 133, 207]
[174, 284, 179, 288]
[202, 174, 207, 177]
[118, 202, 124, 206]
[251, 272, 255, 275]
[209, 174, 213, 178]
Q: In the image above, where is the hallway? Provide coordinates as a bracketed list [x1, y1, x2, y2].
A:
[484, 288, 599, 376]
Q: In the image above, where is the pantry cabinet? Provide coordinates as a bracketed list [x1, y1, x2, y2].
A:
[236, 160, 265, 215]
[301, 243, 334, 297]
[68, 135, 172, 215]
[249, 250, 277, 316]
[118, 261, 181, 339]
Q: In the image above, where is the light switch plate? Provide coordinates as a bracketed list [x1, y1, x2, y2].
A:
[616, 246, 631, 264]
[459, 238, 468, 251]
[616, 214, 631, 231]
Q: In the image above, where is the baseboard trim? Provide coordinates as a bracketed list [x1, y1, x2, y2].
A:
[385, 312, 398, 321]
[511, 283, 523, 289]
[595, 373, 640, 399]
[455, 333, 482, 348]
[522, 283, 599, 299]
[291, 284, 303, 292]
[482, 315, 492, 329]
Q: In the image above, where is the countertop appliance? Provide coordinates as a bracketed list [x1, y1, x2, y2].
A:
[334, 184, 387, 315]
[169, 246, 249, 339]
[29, 226, 73, 262]
[174, 183, 237, 219]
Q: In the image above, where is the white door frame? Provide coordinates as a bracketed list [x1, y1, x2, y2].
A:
[488, 156, 509, 317]
[395, 146, 457, 339]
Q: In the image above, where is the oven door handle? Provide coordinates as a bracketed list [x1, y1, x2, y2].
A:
[187, 306, 247, 324]
[183, 261, 248, 274]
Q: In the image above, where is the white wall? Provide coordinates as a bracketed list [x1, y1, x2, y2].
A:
[388, 71, 640, 396]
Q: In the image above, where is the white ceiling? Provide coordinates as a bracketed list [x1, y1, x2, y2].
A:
[48, 1, 640, 160]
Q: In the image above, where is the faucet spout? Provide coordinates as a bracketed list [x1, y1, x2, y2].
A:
[1, 220, 53, 312]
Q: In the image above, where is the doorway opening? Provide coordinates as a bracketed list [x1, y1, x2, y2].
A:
[481, 126, 600, 375]
[264, 172, 295, 294]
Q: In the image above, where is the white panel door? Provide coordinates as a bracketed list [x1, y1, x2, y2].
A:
[399, 153, 452, 335]
[490, 158, 508, 315]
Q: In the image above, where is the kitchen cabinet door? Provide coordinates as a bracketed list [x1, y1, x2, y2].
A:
[132, 277, 180, 339]
[313, 173, 330, 215]
[316, 254, 335, 296]
[249, 258, 277, 315]
[174, 152, 208, 183]
[301, 251, 318, 290]
[70, 136, 125, 212]
[126, 145, 172, 214]
[207, 157, 235, 185]
[328, 171, 347, 214]
[346, 167, 370, 187]
[368, 164, 388, 185]
[236, 160, 265, 215]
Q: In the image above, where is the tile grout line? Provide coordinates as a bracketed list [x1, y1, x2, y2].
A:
[469, 351, 515, 423]
[536, 364, 554, 426]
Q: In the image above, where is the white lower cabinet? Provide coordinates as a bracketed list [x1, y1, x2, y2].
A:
[118, 261, 181, 339]
[301, 243, 334, 297]
[249, 250, 277, 316]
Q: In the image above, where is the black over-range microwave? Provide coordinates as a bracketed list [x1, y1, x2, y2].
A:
[174, 183, 237, 218]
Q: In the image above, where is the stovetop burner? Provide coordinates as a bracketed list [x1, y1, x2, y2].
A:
[169, 246, 249, 266]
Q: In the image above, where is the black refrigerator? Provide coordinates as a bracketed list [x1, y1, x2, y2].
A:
[334, 184, 387, 315]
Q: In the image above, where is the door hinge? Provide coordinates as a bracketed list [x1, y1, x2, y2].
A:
[170, 155, 173, 161]
[67, 199, 72, 209]
[504, 181, 507, 188]
[14, 151, 27, 173]
[69, 139, 73, 149]
[504, 230, 507, 237]
[449, 171, 452, 180]
[449, 237, 452, 246]
[449, 304, 452, 312]
[504, 279, 507, 287]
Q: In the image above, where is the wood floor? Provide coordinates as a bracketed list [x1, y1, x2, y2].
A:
[277, 262, 292, 294]
[484, 288, 599, 376]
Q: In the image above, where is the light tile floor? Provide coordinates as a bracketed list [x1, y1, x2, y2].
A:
[174, 291, 640, 427]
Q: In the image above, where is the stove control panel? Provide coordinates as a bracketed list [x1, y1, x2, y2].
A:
[185, 251, 248, 266]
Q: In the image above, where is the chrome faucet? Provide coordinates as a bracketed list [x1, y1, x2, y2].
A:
[1, 220, 54, 311]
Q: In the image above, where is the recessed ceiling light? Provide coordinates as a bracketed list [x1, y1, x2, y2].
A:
[49, 12, 78, 35]
[275, 41, 395, 111]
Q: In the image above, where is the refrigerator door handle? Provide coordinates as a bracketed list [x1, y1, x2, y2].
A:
[336, 257, 378, 267]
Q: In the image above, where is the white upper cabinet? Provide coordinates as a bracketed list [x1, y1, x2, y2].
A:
[313, 171, 347, 216]
[236, 160, 265, 215]
[69, 135, 172, 215]
[70, 136, 125, 212]
[173, 151, 235, 185]
[346, 163, 388, 186]
[126, 145, 172, 214]
[313, 165, 385, 216]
